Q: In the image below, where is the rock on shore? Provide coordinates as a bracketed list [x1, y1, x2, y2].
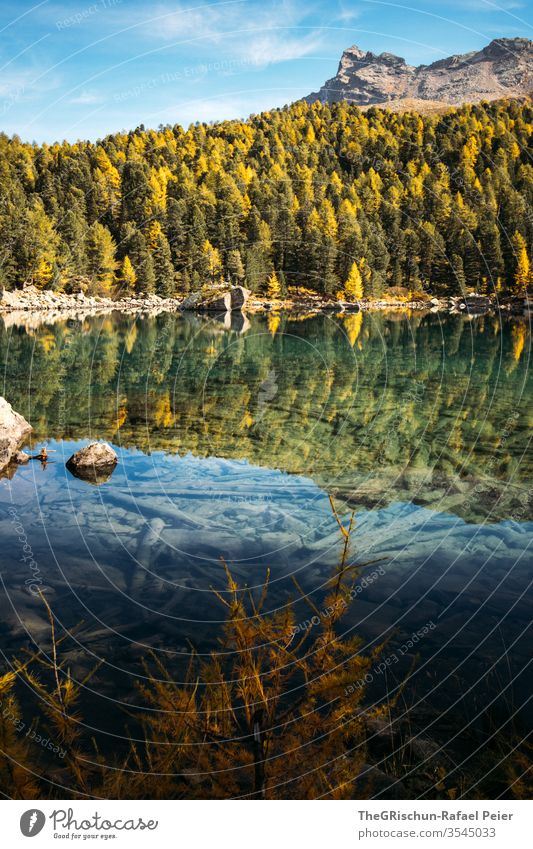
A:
[0, 285, 181, 315]
[0, 284, 528, 319]
[0, 397, 32, 471]
[180, 285, 250, 313]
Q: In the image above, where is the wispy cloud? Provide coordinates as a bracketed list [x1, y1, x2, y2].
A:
[335, 4, 363, 22]
[0, 68, 62, 99]
[69, 90, 103, 105]
[0, 70, 32, 98]
[390, 0, 526, 10]
[172, 95, 248, 123]
[140, 3, 217, 40]
[238, 30, 324, 65]
[139, 0, 325, 66]
[462, 0, 525, 9]
[145, 89, 298, 127]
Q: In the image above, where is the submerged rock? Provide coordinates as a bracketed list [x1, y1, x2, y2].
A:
[0, 397, 32, 471]
[66, 442, 118, 485]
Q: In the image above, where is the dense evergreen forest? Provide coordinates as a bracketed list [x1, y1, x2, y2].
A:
[0, 98, 531, 297]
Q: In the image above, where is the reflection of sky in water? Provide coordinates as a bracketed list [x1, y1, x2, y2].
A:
[1, 442, 530, 717]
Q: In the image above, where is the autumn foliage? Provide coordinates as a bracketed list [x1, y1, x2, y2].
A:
[0, 99, 530, 297]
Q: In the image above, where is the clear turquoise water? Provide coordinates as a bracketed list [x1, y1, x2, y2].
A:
[0, 310, 531, 749]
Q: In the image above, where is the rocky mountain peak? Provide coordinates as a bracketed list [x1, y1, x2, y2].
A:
[306, 37, 533, 109]
[338, 45, 412, 72]
[341, 44, 366, 61]
[482, 36, 531, 58]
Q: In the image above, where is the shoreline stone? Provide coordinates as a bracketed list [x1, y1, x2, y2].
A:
[180, 285, 250, 313]
[229, 286, 251, 310]
[0, 285, 181, 316]
[0, 285, 528, 319]
[0, 397, 33, 472]
[202, 292, 232, 312]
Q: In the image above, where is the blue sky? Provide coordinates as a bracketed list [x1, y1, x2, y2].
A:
[0, 0, 532, 142]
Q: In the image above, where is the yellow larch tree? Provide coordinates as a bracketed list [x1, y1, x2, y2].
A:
[202, 240, 222, 284]
[266, 271, 281, 300]
[118, 255, 136, 294]
[511, 231, 530, 293]
[344, 261, 364, 301]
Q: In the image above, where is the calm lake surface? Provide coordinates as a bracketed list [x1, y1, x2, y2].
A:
[0, 310, 531, 758]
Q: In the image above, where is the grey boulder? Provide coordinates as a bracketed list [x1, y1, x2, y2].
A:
[179, 292, 204, 311]
[0, 397, 32, 471]
[203, 292, 232, 312]
[180, 286, 250, 313]
[66, 442, 118, 485]
[229, 286, 251, 310]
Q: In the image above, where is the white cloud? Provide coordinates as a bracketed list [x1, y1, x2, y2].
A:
[462, 0, 525, 8]
[132, 93, 249, 129]
[142, 4, 211, 40]
[238, 31, 324, 66]
[398, 0, 526, 10]
[0, 72, 31, 98]
[173, 95, 248, 124]
[139, 1, 326, 66]
[335, 4, 363, 23]
[143, 89, 296, 127]
[0, 69, 63, 104]
[69, 90, 103, 105]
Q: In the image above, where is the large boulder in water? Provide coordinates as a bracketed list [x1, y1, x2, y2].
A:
[0, 397, 32, 471]
[66, 442, 118, 485]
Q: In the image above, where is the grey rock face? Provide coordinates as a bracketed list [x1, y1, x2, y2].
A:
[179, 291, 204, 311]
[66, 442, 118, 485]
[229, 286, 251, 310]
[306, 37, 533, 107]
[0, 397, 32, 471]
[203, 292, 232, 312]
[181, 287, 250, 313]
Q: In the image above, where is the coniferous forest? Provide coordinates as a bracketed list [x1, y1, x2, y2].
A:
[0, 98, 531, 298]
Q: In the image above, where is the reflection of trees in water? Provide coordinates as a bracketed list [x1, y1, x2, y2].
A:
[1, 311, 531, 518]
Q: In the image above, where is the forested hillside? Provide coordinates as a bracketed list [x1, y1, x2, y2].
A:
[0, 98, 531, 298]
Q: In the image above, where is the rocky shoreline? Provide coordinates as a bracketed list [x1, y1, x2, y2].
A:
[0, 286, 181, 318]
[0, 284, 530, 319]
